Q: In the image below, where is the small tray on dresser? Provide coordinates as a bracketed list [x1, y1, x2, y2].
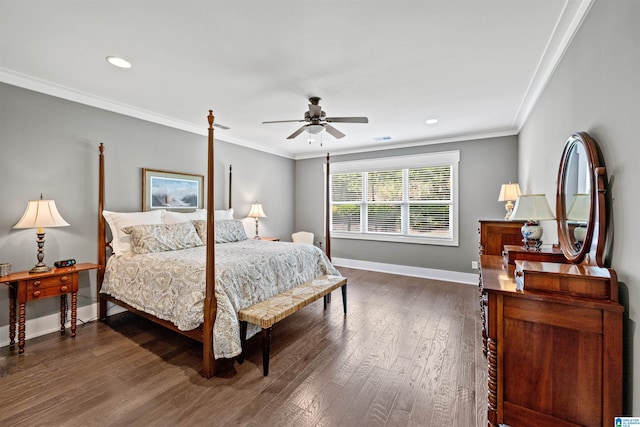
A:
[502, 244, 567, 265]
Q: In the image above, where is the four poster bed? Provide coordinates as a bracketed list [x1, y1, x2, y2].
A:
[97, 110, 339, 378]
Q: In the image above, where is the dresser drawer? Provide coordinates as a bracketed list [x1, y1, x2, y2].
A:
[26, 274, 77, 300]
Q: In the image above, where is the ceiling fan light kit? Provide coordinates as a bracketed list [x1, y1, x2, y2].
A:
[306, 124, 324, 134]
[263, 97, 368, 140]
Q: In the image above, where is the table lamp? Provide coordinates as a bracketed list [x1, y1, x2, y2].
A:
[509, 194, 555, 251]
[247, 203, 266, 240]
[498, 183, 521, 220]
[13, 195, 70, 273]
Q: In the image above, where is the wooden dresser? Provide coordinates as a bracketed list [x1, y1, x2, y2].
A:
[478, 219, 526, 255]
[479, 133, 624, 426]
[480, 253, 622, 426]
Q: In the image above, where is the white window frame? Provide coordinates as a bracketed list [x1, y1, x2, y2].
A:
[328, 151, 459, 246]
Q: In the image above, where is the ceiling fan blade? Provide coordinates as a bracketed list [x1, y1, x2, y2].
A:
[287, 125, 308, 139]
[324, 123, 346, 139]
[308, 104, 322, 118]
[263, 119, 305, 124]
[325, 117, 369, 123]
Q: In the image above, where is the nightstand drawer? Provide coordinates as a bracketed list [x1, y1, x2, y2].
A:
[26, 274, 77, 299]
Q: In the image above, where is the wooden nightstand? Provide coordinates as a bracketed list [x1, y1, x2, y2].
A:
[0, 262, 100, 354]
[259, 237, 280, 241]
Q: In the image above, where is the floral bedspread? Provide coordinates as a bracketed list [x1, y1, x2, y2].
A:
[101, 240, 340, 359]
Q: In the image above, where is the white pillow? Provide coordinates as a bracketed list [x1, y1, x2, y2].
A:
[163, 209, 207, 225]
[214, 208, 234, 220]
[102, 210, 163, 256]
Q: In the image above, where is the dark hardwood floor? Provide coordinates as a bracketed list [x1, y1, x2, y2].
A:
[0, 268, 487, 426]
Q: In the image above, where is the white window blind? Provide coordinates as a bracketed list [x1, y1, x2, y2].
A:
[329, 151, 459, 246]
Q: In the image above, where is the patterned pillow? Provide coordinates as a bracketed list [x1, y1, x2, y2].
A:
[102, 210, 163, 256]
[192, 220, 208, 244]
[191, 219, 248, 244]
[122, 222, 204, 254]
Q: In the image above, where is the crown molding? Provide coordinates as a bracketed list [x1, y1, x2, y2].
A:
[512, 0, 594, 131]
[0, 68, 295, 159]
[294, 127, 518, 160]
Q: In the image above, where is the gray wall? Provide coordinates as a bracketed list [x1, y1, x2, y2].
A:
[518, 0, 639, 414]
[295, 135, 518, 273]
[0, 83, 294, 325]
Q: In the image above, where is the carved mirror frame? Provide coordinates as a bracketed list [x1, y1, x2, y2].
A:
[556, 132, 607, 266]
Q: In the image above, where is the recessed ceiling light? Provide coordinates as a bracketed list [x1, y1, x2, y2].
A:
[106, 56, 132, 69]
[425, 118, 439, 125]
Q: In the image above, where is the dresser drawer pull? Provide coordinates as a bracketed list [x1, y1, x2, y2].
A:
[60, 276, 68, 283]
[60, 285, 68, 292]
[33, 290, 41, 298]
[33, 280, 41, 287]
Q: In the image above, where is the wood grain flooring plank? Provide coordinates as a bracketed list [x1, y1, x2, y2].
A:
[385, 409, 411, 427]
[362, 355, 414, 427]
[408, 287, 458, 425]
[338, 365, 389, 427]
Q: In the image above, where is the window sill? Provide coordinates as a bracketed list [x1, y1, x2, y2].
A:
[331, 232, 458, 247]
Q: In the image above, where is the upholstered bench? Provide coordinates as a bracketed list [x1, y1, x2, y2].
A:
[237, 274, 347, 376]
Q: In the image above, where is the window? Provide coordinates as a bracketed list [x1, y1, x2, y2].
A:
[329, 151, 459, 246]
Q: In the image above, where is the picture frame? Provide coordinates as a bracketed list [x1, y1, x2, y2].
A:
[142, 168, 204, 212]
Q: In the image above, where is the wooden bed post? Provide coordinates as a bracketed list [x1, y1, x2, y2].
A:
[325, 153, 331, 260]
[97, 143, 107, 320]
[228, 165, 232, 209]
[202, 110, 217, 378]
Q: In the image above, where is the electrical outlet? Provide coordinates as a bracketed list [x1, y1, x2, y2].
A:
[471, 261, 479, 269]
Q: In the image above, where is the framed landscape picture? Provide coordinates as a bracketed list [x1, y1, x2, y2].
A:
[142, 168, 204, 211]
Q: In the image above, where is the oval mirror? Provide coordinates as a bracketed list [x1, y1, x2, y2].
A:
[556, 132, 606, 265]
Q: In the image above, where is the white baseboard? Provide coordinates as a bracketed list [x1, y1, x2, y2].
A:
[331, 257, 478, 285]
[0, 302, 127, 348]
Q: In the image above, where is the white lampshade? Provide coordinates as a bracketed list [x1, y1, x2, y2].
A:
[247, 203, 266, 218]
[13, 198, 69, 273]
[498, 183, 521, 202]
[510, 194, 555, 221]
[566, 193, 590, 222]
[14, 199, 70, 231]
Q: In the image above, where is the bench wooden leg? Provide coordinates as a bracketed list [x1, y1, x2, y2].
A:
[341, 284, 347, 314]
[238, 320, 247, 364]
[262, 327, 271, 376]
[323, 294, 328, 310]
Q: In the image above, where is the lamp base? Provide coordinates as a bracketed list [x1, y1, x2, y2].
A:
[523, 238, 543, 251]
[521, 221, 544, 251]
[573, 225, 586, 250]
[504, 201, 514, 220]
[29, 264, 51, 274]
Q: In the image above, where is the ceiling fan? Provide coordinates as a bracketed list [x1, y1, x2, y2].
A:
[262, 97, 368, 139]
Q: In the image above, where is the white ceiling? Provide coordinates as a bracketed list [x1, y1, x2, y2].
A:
[0, 0, 592, 159]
